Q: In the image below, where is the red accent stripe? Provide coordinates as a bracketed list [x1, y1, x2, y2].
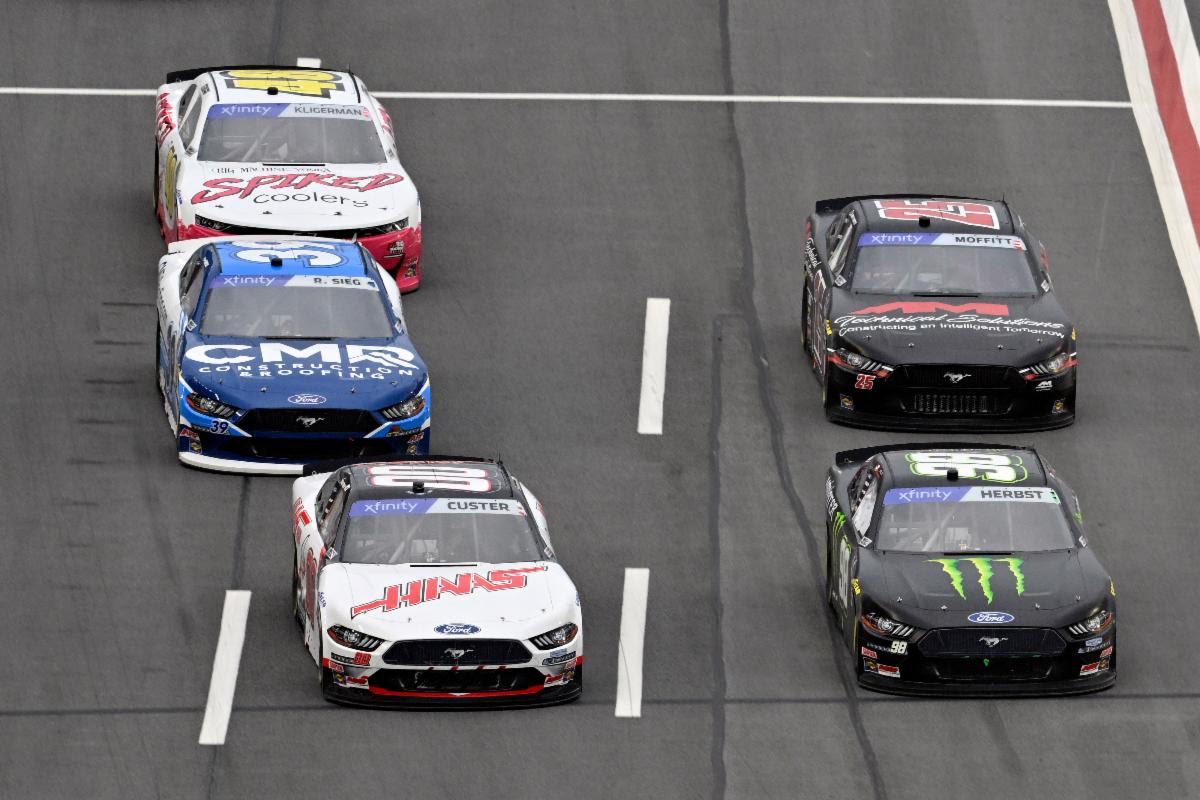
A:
[1133, 0, 1200, 237]
[367, 684, 545, 699]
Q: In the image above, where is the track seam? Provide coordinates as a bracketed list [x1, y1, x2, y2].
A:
[231, 477, 251, 589]
[716, 2, 888, 799]
[708, 317, 729, 800]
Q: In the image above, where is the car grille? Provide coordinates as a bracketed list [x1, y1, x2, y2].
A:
[369, 667, 544, 693]
[221, 437, 398, 462]
[918, 627, 1066, 658]
[930, 658, 1055, 681]
[382, 639, 532, 666]
[239, 408, 378, 434]
[904, 392, 1011, 415]
[902, 365, 1014, 388]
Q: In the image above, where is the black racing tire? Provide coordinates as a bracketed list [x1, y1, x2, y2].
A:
[825, 537, 836, 610]
[155, 321, 163, 397]
[319, 665, 337, 702]
[800, 282, 811, 360]
[153, 147, 159, 217]
[291, 557, 303, 631]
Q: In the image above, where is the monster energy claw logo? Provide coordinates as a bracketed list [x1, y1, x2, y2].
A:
[928, 557, 1025, 604]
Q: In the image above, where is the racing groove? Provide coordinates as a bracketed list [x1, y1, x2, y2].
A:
[2, 2, 1199, 799]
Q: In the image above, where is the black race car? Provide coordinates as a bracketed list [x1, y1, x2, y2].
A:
[824, 443, 1115, 696]
[802, 195, 1077, 430]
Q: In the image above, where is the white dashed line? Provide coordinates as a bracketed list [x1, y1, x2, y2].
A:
[295, 57, 322, 68]
[198, 590, 251, 746]
[637, 298, 671, 435]
[0, 87, 1130, 107]
[615, 567, 649, 718]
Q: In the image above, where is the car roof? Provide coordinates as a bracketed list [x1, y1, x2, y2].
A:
[856, 196, 1016, 235]
[347, 459, 517, 500]
[879, 446, 1048, 488]
[210, 239, 370, 277]
[201, 67, 363, 105]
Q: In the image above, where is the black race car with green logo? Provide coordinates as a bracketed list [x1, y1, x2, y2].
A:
[801, 195, 1077, 431]
[824, 443, 1115, 696]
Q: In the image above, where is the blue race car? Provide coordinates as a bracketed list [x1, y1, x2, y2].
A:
[155, 237, 430, 474]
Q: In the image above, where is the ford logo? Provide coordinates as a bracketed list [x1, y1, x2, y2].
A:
[967, 611, 1015, 624]
[434, 623, 480, 635]
[287, 393, 326, 405]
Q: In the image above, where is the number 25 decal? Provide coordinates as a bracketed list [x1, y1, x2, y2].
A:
[854, 374, 875, 390]
[906, 452, 1028, 483]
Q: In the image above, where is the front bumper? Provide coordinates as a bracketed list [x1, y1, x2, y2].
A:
[823, 361, 1076, 432]
[855, 625, 1115, 697]
[322, 659, 584, 709]
[178, 221, 423, 293]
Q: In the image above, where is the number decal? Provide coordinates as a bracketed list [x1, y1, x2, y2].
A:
[221, 69, 344, 99]
[209, 419, 229, 434]
[837, 538, 852, 610]
[163, 148, 179, 222]
[367, 465, 493, 493]
[227, 241, 345, 267]
[874, 199, 1000, 231]
[906, 452, 1028, 483]
[854, 374, 875, 390]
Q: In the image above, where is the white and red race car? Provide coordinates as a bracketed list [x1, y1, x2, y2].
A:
[154, 65, 424, 292]
[292, 459, 583, 707]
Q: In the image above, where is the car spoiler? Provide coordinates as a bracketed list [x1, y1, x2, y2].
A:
[301, 454, 502, 477]
[814, 193, 996, 216]
[164, 64, 332, 84]
[834, 442, 1032, 468]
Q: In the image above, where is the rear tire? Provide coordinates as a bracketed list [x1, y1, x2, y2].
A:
[291, 558, 303, 632]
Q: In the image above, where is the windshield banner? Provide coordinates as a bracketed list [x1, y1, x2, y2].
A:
[348, 498, 526, 517]
[857, 232, 1026, 250]
[883, 487, 1060, 505]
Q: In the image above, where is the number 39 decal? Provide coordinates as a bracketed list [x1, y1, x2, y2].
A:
[906, 452, 1028, 483]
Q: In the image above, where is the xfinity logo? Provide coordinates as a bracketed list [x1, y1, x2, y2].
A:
[894, 487, 957, 503]
[979, 636, 1008, 648]
[944, 372, 971, 384]
[360, 499, 424, 515]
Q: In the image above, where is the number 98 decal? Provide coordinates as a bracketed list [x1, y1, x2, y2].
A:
[905, 452, 1028, 483]
[221, 69, 344, 99]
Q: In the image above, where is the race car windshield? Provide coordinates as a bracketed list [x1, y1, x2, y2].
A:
[850, 234, 1038, 295]
[874, 486, 1075, 553]
[198, 104, 386, 164]
[340, 498, 544, 564]
[199, 284, 392, 338]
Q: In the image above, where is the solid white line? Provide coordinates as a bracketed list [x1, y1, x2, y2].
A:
[0, 86, 1130, 107]
[637, 298, 671, 435]
[615, 568, 649, 718]
[370, 92, 1131, 108]
[1109, 0, 1200, 335]
[198, 590, 252, 746]
[295, 57, 322, 68]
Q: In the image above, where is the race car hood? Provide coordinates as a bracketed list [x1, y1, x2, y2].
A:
[876, 550, 1085, 612]
[322, 562, 566, 637]
[831, 292, 1071, 366]
[184, 163, 417, 230]
[180, 332, 427, 409]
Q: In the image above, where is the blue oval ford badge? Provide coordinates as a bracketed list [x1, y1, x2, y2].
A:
[288, 393, 327, 405]
[968, 611, 1015, 624]
[435, 623, 480, 635]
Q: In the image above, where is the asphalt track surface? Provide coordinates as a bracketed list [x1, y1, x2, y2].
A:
[1, 2, 1197, 799]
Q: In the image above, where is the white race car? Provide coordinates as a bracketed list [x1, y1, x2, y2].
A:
[292, 459, 583, 707]
[155, 65, 424, 292]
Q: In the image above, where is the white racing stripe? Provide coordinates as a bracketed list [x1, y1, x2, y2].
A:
[198, 590, 252, 746]
[295, 57, 323, 68]
[0, 86, 1130, 107]
[615, 568, 649, 718]
[637, 298, 671, 435]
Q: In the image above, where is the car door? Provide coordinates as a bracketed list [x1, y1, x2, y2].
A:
[159, 83, 197, 232]
[303, 473, 349, 660]
[807, 209, 857, 373]
[836, 458, 880, 635]
[170, 248, 208, 419]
